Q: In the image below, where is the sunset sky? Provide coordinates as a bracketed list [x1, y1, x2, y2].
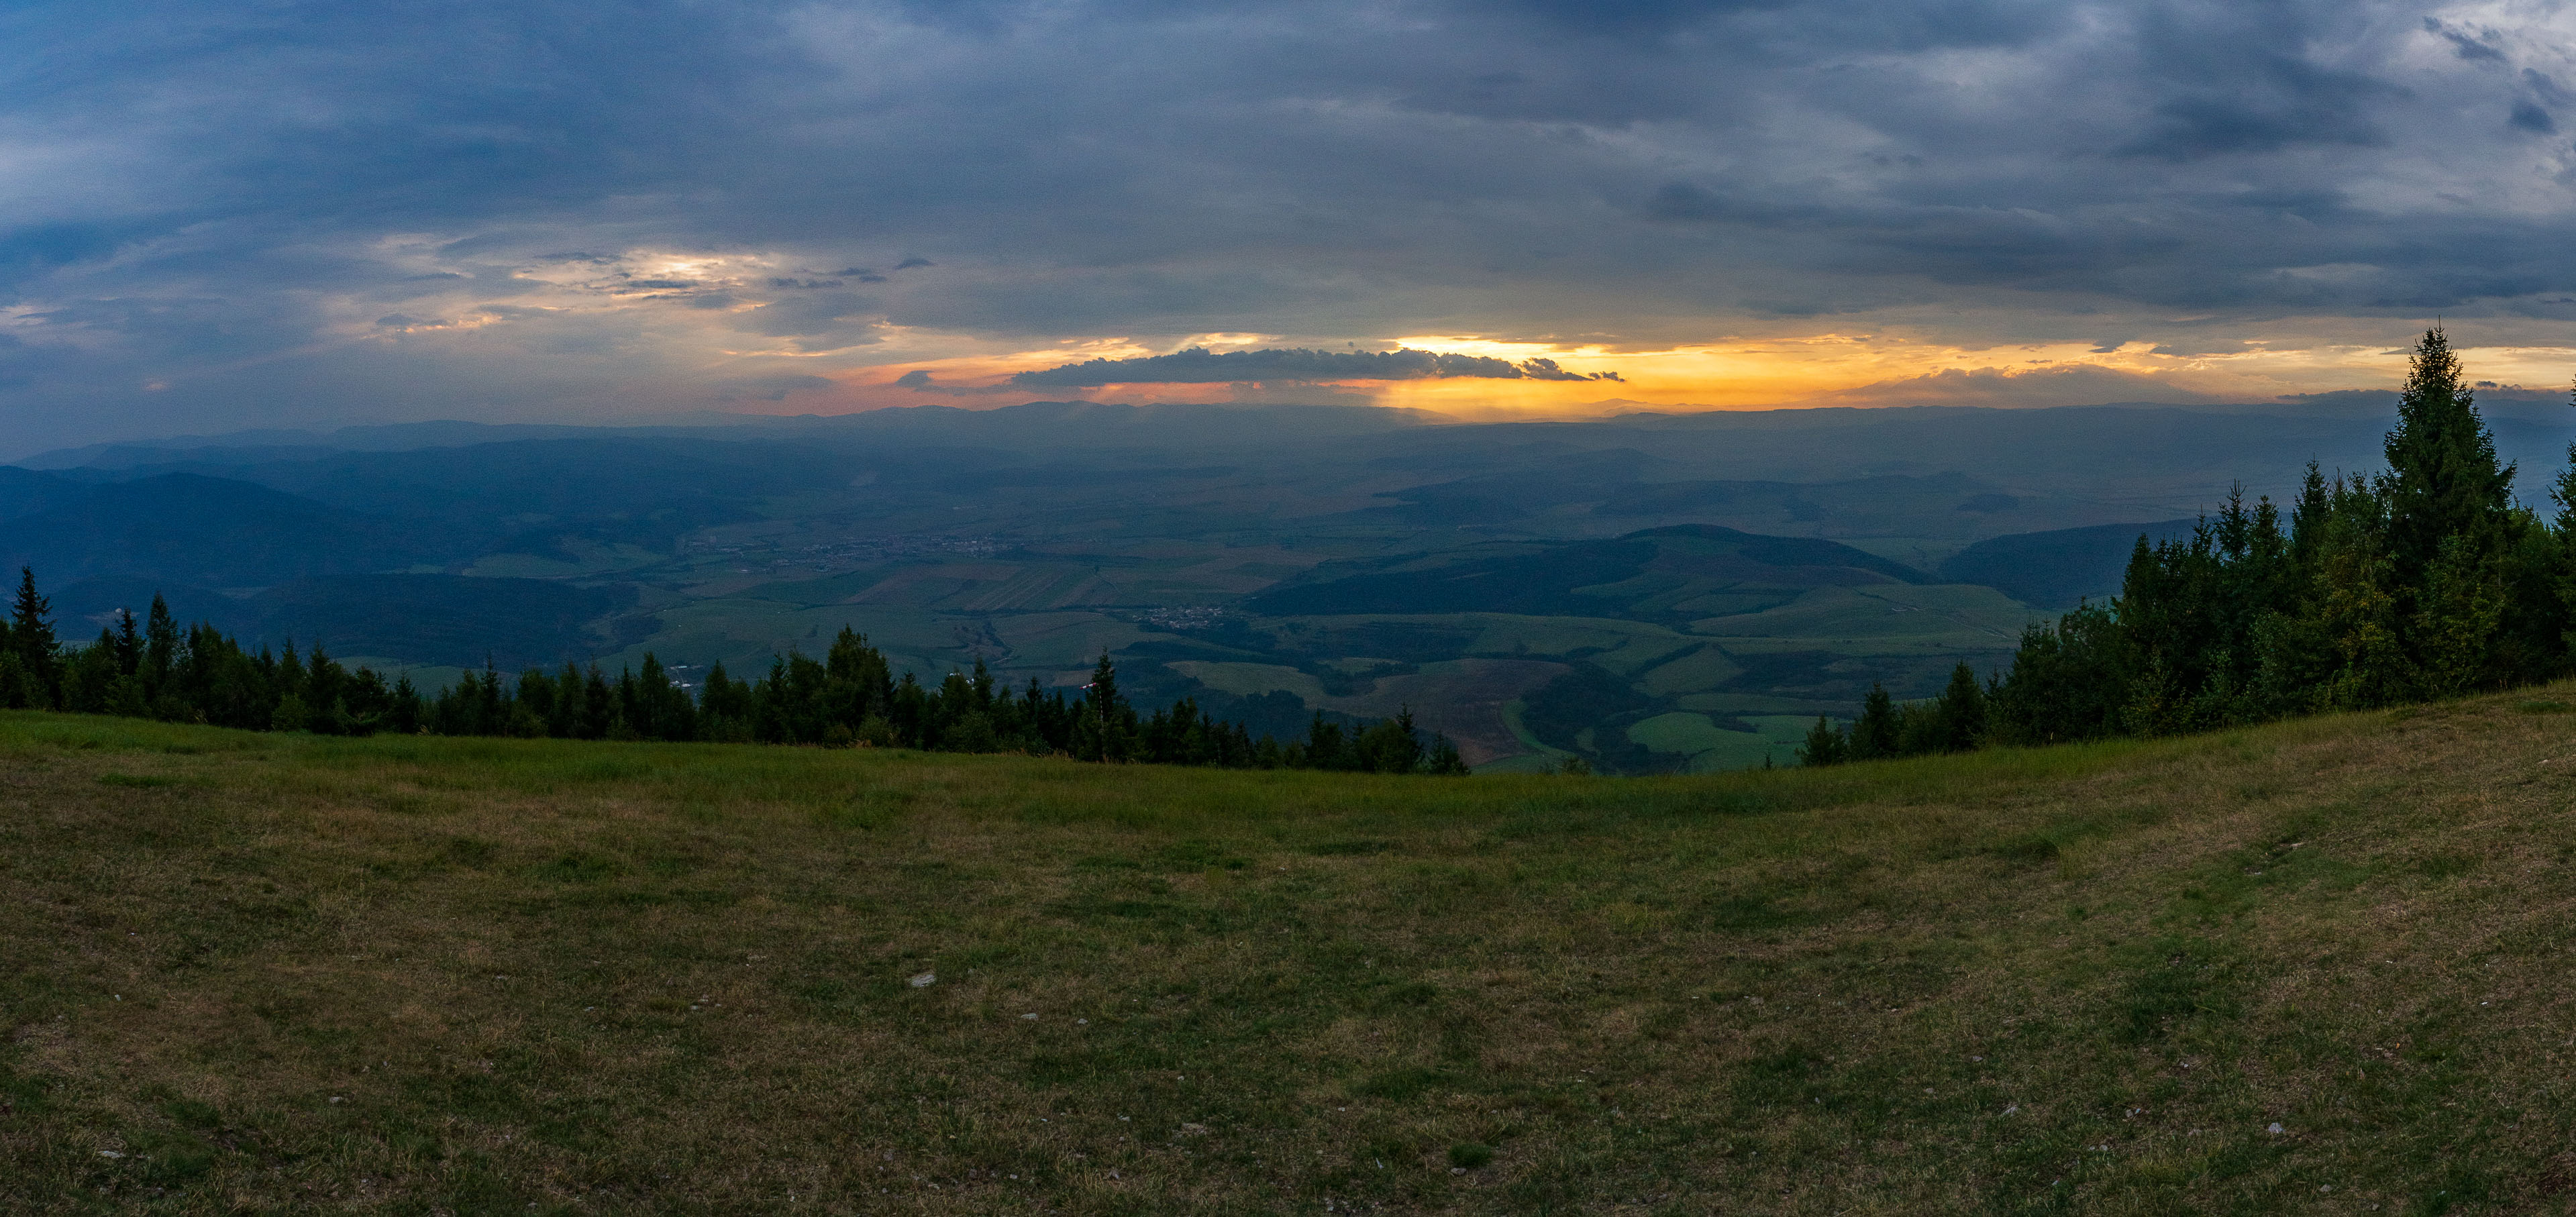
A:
[11, 1, 2576, 450]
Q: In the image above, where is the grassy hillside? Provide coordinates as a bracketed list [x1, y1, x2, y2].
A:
[6, 697, 2576, 1213]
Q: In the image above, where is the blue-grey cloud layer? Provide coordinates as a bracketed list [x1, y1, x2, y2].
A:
[5, 0, 2576, 447]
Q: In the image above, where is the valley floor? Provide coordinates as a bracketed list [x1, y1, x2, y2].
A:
[6, 698, 2576, 1213]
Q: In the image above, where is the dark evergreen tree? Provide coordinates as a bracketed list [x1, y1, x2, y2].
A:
[1350, 705, 1427, 774]
[389, 674, 423, 733]
[1988, 601, 2130, 744]
[1896, 700, 1948, 757]
[1423, 733, 1470, 775]
[1849, 683, 1900, 760]
[1935, 662, 1987, 751]
[10, 567, 58, 707]
[143, 594, 178, 701]
[1298, 712, 1347, 770]
[1796, 715, 1845, 767]
[2381, 326, 2518, 688]
[1077, 651, 1125, 761]
[580, 666, 615, 739]
[111, 610, 140, 677]
[59, 627, 121, 713]
[2384, 327, 2514, 583]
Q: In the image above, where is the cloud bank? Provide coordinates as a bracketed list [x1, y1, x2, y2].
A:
[1009, 348, 1623, 387]
[1789, 364, 2240, 410]
[5, 0, 2576, 447]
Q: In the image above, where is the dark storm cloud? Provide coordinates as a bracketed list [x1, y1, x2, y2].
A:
[4, 0, 2576, 448]
[1010, 347, 1623, 386]
[2427, 17, 2508, 62]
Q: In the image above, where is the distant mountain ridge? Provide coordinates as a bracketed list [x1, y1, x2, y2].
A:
[13, 401, 1453, 469]
[44, 574, 632, 670]
[0, 472, 448, 586]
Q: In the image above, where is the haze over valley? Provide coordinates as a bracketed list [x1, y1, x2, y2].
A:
[15, 390, 2565, 772]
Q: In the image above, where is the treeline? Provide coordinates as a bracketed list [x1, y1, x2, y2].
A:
[1796, 664, 1989, 765]
[0, 581, 1467, 774]
[1806, 327, 2576, 763]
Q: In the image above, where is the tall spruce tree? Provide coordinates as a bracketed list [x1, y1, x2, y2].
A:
[2551, 378, 2576, 660]
[112, 609, 141, 676]
[2383, 327, 2514, 582]
[10, 567, 57, 705]
[2558, 379, 2576, 541]
[2377, 327, 2520, 691]
[1074, 651, 1136, 761]
[143, 593, 178, 696]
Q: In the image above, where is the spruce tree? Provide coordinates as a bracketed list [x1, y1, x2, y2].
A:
[1850, 684, 1900, 760]
[2375, 328, 2518, 690]
[113, 608, 141, 677]
[1796, 715, 1846, 766]
[581, 666, 615, 739]
[9, 567, 57, 706]
[144, 593, 178, 696]
[1935, 662, 1987, 751]
[2383, 326, 2514, 585]
[2289, 461, 2332, 570]
[2557, 381, 2576, 541]
[2553, 378, 2576, 656]
[395, 674, 421, 732]
[1080, 651, 1121, 761]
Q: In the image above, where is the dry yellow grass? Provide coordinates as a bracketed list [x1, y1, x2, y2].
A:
[7, 693, 2576, 1214]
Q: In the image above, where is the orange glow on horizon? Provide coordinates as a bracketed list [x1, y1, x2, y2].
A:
[719, 333, 2576, 421]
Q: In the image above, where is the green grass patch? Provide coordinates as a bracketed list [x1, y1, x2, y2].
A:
[96, 773, 178, 788]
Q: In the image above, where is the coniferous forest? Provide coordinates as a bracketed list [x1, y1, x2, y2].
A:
[1804, 327, 2576, 764]
[0, 576, 1467, 775]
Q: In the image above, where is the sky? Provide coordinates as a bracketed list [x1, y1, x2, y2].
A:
[9, 0, 2576, 452]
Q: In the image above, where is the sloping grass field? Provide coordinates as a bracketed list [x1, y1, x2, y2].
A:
[7, 695, 2576, 1213]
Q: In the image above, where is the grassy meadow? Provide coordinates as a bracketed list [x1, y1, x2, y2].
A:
[7, 696, 2576, 1213]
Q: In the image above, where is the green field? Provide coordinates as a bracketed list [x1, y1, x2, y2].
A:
[1686, 584, 2036, 655]
[10, 695, 2576, 1212]
[1625, 711, 1813, 772]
